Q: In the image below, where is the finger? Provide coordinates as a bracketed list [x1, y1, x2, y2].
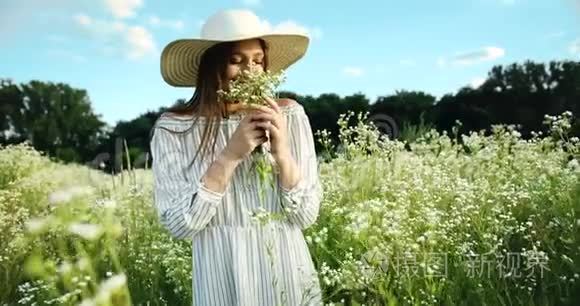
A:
[251, 129, 268, 140]
[244, 112, 268, 126]
[254, 136, 268, 145]
[256, 121, 280, 140]
[241, 111, 256, 123]
[267, 124, 280, 138]
[238, 104, 252, 116]
[251, 112, 276, 123]
[252, 113, 282, 130]
[254, 120, 273, 132]
[247, 104, 275, 115]
[263, 96, 281, 114]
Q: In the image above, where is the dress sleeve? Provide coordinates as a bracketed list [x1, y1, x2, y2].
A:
[277, 105, 324, 229]
[150, 124, 225, 240]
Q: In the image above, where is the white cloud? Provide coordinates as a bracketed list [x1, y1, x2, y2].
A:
[470, 77, 487, 88]
[148, 15, 184, 31]
[440, 46, 505, 67]
[342, 66, 364, 77]
[570, 39, 580, 57]
[0, 0, 95, 44]
[104, 0, 143, 19]
[125, 25, 156, 60]
[74, 13, 92, 26]
[73, 13, 156, 60]
[73, 14, 125, 39]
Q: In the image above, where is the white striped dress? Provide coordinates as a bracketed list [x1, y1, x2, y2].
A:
[150, 103, 323, 306]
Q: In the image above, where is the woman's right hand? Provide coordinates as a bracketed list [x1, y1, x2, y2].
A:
[222, 109, 269, 162]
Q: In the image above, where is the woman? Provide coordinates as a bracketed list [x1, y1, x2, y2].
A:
[150, 9, 324, 306]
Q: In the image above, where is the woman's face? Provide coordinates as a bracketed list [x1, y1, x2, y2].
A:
[224, 39, 265, 85]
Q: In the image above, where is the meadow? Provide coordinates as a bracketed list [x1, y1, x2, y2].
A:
[1, 111, 578, 306]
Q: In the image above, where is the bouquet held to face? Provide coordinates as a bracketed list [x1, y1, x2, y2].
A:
[217, 64, 287, 207]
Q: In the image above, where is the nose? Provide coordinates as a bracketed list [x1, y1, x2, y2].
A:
[244, 61, 261, 71]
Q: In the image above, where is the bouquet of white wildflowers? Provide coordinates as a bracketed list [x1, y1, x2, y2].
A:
[217, 64, 287, 210]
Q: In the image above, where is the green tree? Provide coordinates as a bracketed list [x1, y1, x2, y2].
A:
[370, 90, 436, 130]
[0, 79, 107, 163]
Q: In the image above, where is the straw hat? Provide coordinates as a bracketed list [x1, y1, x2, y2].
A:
[160, 9, 310, 87]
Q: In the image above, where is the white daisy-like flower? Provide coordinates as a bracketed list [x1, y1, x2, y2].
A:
[48, 185, 93, 205]
[25, 216, 52, 234]
[68, 223, 103, 240]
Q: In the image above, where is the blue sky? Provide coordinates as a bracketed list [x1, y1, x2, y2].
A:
[1, 0, 579, 126]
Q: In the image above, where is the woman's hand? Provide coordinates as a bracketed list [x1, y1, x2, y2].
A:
[222, 110, 269, 162]
[246, 96, 291, 163]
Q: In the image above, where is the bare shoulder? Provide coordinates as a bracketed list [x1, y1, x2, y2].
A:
[275, 98, 304, 116]
[276, 98, 299, 108]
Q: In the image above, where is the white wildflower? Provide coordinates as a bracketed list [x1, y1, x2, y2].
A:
[567, 159, 579, 172]
[68, 223, 103, 240]
[95, 274, 127, 303]
[25, 216, 52, 234]
[78, 299, 96, 306]
[57, 261, 72, 275]
[48, 185, 93, 205]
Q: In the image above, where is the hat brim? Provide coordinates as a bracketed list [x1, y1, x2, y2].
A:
[160, 34, 310, 87]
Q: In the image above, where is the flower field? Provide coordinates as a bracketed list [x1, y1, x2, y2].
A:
[1, 111, 579, 306]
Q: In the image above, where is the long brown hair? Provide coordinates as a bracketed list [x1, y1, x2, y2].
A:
[156, 39, 269, 168]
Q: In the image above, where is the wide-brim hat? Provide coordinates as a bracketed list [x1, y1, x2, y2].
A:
[160, 9, 310, 87]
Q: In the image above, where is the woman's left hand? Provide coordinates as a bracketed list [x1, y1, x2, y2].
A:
[247, 96, 291, 162]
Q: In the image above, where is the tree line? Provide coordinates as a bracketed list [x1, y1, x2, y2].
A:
[1, 59, 579, 173]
